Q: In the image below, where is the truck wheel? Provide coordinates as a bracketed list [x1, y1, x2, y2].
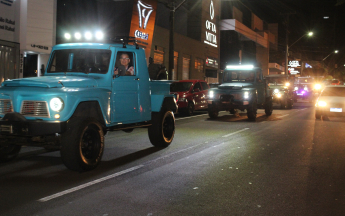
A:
[185, 102, 194, 116]
[60, 118, 104, 172]
[148, 110, 175, 148]
[287, 99, 293, 109]
[281, 97, 287, 109]
[247, 100, 257, 121]
[0, 145, 21, 162]
[208, 104, 218, 119]
[315, 112, 321, 119]
[229, 109, 237, 114]
[264, 98, 273, 116]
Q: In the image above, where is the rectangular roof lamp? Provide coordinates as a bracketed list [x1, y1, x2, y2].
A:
[226, 65, 254, 70]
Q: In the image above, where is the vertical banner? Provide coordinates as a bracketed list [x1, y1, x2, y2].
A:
[129, 0, 157, 63]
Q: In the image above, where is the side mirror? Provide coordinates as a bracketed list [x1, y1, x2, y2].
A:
[40, 64, 45, 75]
[193, 88, 200, 93]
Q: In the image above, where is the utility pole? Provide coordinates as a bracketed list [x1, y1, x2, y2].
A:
[167, 0, 186, 80]
[285, 14, 289, 75]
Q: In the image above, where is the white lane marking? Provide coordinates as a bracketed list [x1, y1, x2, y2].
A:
[222, 128, 250, 138]
[38, 165, 144, 202]
[280, 114, 289, 118]
[175, 113, 209, 120]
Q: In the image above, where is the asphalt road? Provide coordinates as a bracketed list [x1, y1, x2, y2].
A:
[1, 100, 345, 216]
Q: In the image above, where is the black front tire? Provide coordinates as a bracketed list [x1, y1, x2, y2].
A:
[247, 100, 257, 121]
[185, 102, 194, 116]
[208, 104, 219, 119]
[264, 98, 273, 116]
[315, 112, 321, 119]
[60, 118, 105, 172]
[0, 145, 21, 162]
[287, 99, 293, 109]
[148, 110, 175, 148]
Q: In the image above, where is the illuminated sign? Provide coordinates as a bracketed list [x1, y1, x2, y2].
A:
[204, 0, 217, 47]
[206, 57, 218, 68]
[288, 60, 301, 75]
[129, 0, 157, 62]
[137, 1, 153, 29]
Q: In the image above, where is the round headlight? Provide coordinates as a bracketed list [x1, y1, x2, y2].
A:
[318, 101, 327, 107]
[285, 82, 290, 87]
[274, 89, 279, 93]
[50, 98, 64, 112]
[294, 87, 298, 90]
[314, 84, 321, 90]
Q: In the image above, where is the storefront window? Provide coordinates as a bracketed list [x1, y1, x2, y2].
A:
[195, 58, 204, 73]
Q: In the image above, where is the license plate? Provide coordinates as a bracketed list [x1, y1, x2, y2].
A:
[330, 108, 342, 112]
[0, 125, 13, 133]
[297, 93, 303, 95]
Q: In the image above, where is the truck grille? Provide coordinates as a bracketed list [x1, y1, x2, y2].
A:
[21, 101, 50, 117]
[0, 99, 13, 114]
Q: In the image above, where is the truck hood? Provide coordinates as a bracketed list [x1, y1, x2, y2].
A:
[1, 76, 98, 88]
[269, 85, 287, 90]
[218, 82, 254, 90]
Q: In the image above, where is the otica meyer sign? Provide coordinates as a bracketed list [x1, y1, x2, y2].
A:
[288, 60, 301, 75]
[204, 0, 217, 47]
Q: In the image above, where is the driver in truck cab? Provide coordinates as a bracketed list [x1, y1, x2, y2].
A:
[114, 53, 134, 76]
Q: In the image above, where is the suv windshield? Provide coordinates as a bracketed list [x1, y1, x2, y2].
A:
[266, 77, 286, 85]
[223, 70, 256, 83]
[170, 82, 193, 92]
[321, 87, 345, 97]
[47, 49, 111, 74]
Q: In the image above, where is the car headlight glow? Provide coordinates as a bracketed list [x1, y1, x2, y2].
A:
[50, 97, 64, 112]
[244, 91, 249, 99]
[317, 101, 327, 107]
[277, 93, 282, 98]
[304, 86, 308, 91]
[314, 84, 321, 90]
[294, 87, 298, 90]
[209, 91, 214, 98]
[285, 82, 290, 87]
[274, 89, 279, 93]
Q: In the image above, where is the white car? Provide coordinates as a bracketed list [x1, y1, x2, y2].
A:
[315, 85, 345, 119]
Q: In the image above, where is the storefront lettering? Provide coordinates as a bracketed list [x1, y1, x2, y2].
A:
[135, 30, 149, 40]
[204, 0, 217, 47]
[0, 25, 15, 32]
[0, 17, 15, 25]
[31, 44, 49, 50]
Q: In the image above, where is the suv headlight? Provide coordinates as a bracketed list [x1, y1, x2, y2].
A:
[50, 97, 64, 112]
[209, 91, 214, 98]
[274, 89, 279, 93]
[244, 91, 249, 99]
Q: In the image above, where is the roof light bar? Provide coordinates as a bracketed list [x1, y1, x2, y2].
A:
[226, 65, 254, 70]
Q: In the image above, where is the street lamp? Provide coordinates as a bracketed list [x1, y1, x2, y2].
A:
[322, 50, 338, 61]
[285, 31, 313, 74]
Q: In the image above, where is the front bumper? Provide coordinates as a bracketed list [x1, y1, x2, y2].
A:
[315, 107, 345, 117]
[0, 114, 67, 136]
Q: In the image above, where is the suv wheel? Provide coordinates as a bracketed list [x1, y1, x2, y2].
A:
[287, 98, 293, 109]
[208, 104, 219, 119]
[149, 110, 175, 147]
[61, 118, 104, 172]
[247, 100, 257, 121]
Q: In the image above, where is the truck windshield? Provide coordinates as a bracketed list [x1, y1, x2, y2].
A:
[47, 49, 111, 74]
[223, 70, 256, 83]
[170, 82, 193, 92]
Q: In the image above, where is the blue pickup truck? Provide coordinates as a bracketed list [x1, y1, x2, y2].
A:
[0, 40, 177, 171]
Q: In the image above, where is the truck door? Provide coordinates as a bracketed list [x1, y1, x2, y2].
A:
[111, 50, 140, 123]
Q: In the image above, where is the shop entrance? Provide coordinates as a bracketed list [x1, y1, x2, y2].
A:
[24, 54, 38, 78]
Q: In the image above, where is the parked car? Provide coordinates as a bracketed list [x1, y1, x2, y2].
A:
[331, 79, 341, 85]
[315, 85, 345, 119]
[170, 80, 210, 115]
[208, 83, 219, 88]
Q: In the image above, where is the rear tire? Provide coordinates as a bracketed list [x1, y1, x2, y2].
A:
[60, 118, 104, 172]
[0, 145, 21, 162]
[264, 98, 273, 116]
[148, 110, 175, 148]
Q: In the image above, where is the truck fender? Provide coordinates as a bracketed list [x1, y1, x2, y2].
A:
[69, 101, 106, 127]
[161, 97, 178, 113]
